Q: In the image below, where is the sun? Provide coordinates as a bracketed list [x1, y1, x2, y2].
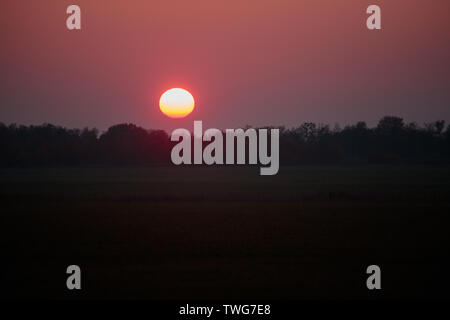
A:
[159, 88, 195, 118]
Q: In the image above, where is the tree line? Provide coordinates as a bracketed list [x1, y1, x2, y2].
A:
[1, 116, 449, 166]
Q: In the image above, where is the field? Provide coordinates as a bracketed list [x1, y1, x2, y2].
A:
[2, 166, 450, 299]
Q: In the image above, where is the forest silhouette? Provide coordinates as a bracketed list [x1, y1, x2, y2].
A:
[1, 116, 449, 166]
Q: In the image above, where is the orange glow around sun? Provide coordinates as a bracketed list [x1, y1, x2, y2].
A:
[159, 88, 195, 118]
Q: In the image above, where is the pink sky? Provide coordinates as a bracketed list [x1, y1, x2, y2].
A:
[1, 0, 449, 131]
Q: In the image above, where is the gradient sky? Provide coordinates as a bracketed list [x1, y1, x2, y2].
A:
[1, 0, 449, 132]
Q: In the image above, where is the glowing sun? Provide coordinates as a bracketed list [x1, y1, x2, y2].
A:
[159, 88, 195, 118]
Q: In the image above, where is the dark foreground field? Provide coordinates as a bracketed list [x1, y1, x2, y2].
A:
[2, 166, 450, 299]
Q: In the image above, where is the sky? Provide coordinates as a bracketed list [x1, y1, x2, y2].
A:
[1, 0, 449, 132]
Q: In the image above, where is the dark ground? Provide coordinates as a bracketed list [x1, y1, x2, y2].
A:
[1, 165, 450, 299]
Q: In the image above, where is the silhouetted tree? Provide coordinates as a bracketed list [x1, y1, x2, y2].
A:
[1, 116, 449, 167]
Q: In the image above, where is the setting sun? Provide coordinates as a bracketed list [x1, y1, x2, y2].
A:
[159, 88, 195, 118]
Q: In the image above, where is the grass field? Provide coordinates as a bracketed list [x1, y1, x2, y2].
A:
[2, 166, 450, 299]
